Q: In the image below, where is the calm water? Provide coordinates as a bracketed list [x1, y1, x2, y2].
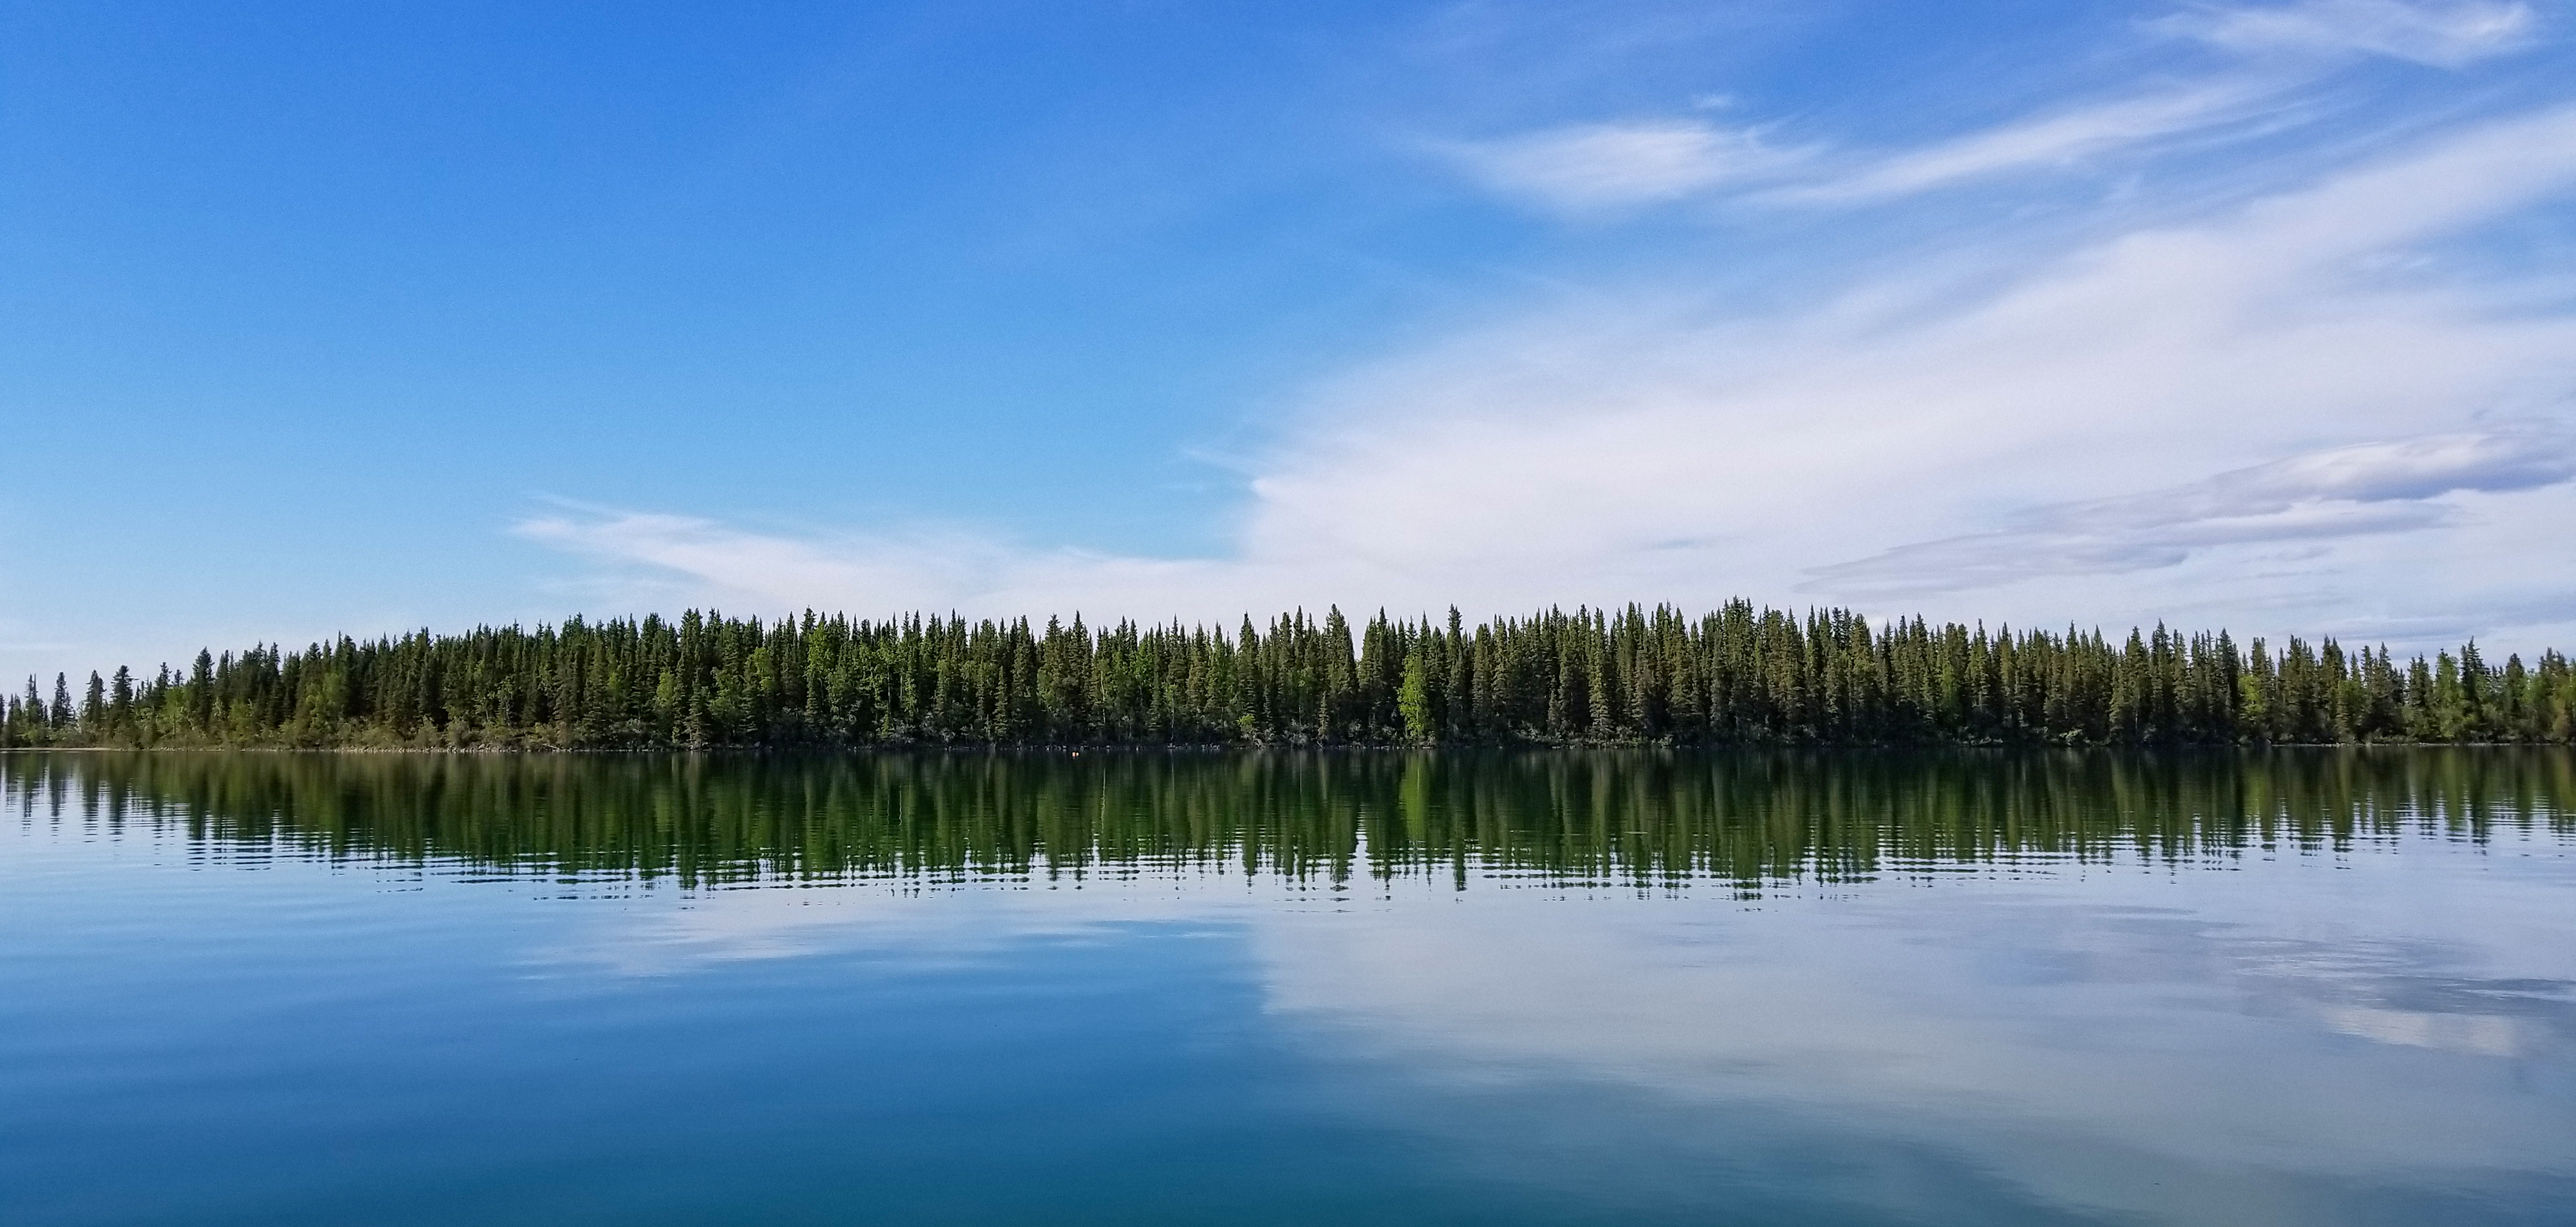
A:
[4, 750, 2574, 1226]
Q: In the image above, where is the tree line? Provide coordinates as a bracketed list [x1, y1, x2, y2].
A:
[3, 602, 2572, 748]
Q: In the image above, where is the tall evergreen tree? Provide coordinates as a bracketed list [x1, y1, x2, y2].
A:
[5, 603, 2569, 749]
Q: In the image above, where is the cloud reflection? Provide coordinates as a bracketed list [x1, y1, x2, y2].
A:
[1252, 851, 2576, 1219]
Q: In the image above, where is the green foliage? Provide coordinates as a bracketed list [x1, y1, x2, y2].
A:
[4, 603, 2572, 748]
[1397, 651, 1434, 742]
[12, 748, 2569, 889]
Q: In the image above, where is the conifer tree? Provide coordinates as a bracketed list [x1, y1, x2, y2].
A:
[4, 602, 2568, 750]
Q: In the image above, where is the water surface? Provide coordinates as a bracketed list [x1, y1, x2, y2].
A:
[4, 750, 2573, 1225]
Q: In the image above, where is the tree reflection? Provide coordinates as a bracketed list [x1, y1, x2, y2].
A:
[7, 748, 2570, 890]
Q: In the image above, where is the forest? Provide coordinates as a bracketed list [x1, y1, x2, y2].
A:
[3, 601, 2571, 748]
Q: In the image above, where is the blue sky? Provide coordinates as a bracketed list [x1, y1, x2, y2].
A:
[5, 0, 2574, 683]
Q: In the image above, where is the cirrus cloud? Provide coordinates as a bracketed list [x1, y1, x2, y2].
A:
[524, 102, 2576, 654]
[2161, 0, 2538, 68]
[1441, 119, 1803, 211]
[1806, 429, 2576, 597]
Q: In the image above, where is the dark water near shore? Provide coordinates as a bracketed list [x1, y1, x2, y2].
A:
[4, 749, 2574, 1226]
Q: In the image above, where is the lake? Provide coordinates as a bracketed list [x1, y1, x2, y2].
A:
[4, 748, 2573, 1225]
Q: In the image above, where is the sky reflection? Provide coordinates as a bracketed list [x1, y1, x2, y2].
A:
[5, 750, 2573, 1226]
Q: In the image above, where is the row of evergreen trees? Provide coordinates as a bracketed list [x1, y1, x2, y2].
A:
[3, 602, 2571, 748]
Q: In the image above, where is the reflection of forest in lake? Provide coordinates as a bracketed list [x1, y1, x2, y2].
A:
[10, 748, 2576, 1227]
[8, 748, 2572, 889]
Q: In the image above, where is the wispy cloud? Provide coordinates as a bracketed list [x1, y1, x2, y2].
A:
[1451, 88, 2269, 213]
[1782, 84, 2273, 203]
[525, 105, 2576, 651]
[516, 504, 1234, 619]
[2161, 0, 2538, 68]
[1447, 1, 2545, 213]
[519, 506, 1006, 608]
[1450, 76, 2281, 213]
[1805, 429, 2576, 596]
[1441, 120, 1801, 211]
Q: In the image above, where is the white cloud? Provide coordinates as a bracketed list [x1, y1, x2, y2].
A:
[2164, 0, 2538, 68]
[1258, 848, 2576, 1216]
[1450, 87, 2269, 213]
[1442, 120, 1799, 210]
[1784, 83, 2270, 203]
[516, 504, 1240, 622]
[1807, 429, 2575, 596]
[1448, 1, 2543, 215]
[526, 105, 2576, 654]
